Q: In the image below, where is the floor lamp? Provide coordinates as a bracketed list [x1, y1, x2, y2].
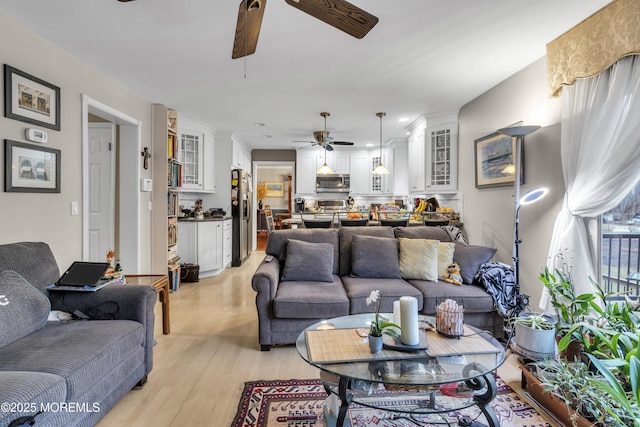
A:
[497, 125, 541, 319]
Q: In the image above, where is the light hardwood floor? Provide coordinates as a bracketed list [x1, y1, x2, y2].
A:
[96, 250, 559, 427]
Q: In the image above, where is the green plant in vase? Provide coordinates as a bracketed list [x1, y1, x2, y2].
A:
[366, 290, 401, 338]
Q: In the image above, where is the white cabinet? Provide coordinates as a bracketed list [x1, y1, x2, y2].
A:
[408, 127, 426, 193]
[407, 113, 458, 193]
[232, 138, 252, 171]
[321, 151, 349, 174]
[178, 220, 226, 277]
[349, 151, 371, 195]
[296, 151, 318, 194]
[426, 122, 458, 192]
[383, 142, 408, 196]
[223, 219, 232, 267]
[178, 120, 216, 193]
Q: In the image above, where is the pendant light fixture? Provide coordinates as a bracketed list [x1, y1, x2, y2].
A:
[316, 112, 335, 175]
[372, 112, 389, 175]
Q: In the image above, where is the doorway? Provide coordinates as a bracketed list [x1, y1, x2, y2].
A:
[81, 95, 142, 271]
[252, 161, 295, 250]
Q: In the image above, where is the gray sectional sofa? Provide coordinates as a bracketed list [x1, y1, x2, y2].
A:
[0, 242, 157, 427]
[252, 226, 502, 351]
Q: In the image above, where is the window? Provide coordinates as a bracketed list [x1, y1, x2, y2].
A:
[601, 181, 640, 296]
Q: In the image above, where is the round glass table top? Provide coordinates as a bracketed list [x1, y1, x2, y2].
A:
[296, 313, 505, 387]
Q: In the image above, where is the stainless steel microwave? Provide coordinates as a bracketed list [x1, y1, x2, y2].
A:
[316, 174, 350, 193]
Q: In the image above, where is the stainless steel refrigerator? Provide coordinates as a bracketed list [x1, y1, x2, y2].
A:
[231, 169, 253, 266]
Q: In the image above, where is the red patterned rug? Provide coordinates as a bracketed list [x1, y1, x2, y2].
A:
[231, 377, 552, 427]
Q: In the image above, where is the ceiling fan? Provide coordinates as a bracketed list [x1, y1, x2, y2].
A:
[232, 0, 378, 59]
[295, 112, 355, 151]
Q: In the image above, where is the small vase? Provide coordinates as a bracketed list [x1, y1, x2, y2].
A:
[368, 334, 383, 354]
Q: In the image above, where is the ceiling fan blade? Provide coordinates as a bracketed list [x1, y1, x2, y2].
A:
[324, 144, 335, 151]
[117, 0, 136, 2]
[232, 0, 267, 59]
[284, 0, 378, 39]
[331, 141, 354, 146]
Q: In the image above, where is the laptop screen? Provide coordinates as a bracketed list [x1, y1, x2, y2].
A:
[57, 262, 110, 287]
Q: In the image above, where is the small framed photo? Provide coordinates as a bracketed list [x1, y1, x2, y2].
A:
[5, 139, 61, 193]
[4, 65, 61, 131]
[474, 131, 524, 188]
[264, 181, 284, 197]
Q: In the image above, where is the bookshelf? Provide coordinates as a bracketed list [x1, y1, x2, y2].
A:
[152, 104, 182, 291]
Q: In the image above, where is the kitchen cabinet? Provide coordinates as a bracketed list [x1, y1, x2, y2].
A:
[408, 126, 426, 193]
[426, 122, 458, 192]
[296, 151, 317, 194]
[348, 151, 370, 195]
[320, 151, 349, 174]
[178, 120, 216, 193]
[407, 112, 458, 193]
[232, 138, 252, 171]
[383, 142, 408, 196]
[223, 219, 232, 267]
[178, 220, 226, 277]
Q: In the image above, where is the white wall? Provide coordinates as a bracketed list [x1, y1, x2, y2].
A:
[0, 12, 152, 273]
[458, 57, 565, 308]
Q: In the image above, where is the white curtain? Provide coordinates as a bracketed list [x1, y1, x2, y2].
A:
[541, 55, 640, 307]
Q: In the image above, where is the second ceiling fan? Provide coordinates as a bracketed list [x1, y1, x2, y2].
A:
[232, 0, 378, 59]
[296, 112, 355, 151]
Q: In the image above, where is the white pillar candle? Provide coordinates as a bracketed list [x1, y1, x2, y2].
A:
[392, 300, 402, 335]
[400, 296, 419, 345]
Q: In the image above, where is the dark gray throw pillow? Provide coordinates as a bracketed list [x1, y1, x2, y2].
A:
[281, 239, 335, 283]
[453, 244, 498, 284]
[0, 270, 51, 347]
[351, 235, 401, 279]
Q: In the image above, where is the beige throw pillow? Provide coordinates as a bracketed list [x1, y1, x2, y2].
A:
[438, 242, 456, 277]
[398, 238, 439, 281]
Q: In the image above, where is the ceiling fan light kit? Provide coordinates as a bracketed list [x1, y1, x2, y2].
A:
[372, 112, 389, 175]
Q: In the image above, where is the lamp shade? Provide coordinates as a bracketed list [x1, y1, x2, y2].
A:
[317, 162, 334, 175]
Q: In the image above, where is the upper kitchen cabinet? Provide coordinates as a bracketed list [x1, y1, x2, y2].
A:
[407, 112, 458, 193]
[348, 150, 371, 195]
[383, 140, 408, 196]
[296, 150, 318, 194]
[321, 151, 349, 175]
[178, 119, 216, 192]
[232, 136, 252, 171]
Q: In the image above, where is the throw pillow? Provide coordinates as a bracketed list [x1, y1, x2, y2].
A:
[351, 235, 401, 279]
[398, 238, 439, 281]
[0, 270, 51, 348]
[281, 239, 335, 283]
[454, 244, 497, 284]
[437, 242, 456, 278]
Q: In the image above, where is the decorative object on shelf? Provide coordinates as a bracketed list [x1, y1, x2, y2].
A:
[435, 299, 464, 337]
[140, 147, 151, 170]
[399, 296, 419, 345]
[4, 139, 60, 193]
[106, 249, 115, 272]
[4, 65, 61, 131]
[365, 290, 400, 353]
[474, 122, 527, 188]
[372, 112, 389, 175]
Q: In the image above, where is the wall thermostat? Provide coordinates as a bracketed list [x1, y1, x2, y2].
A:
[25, 128, 48, 143]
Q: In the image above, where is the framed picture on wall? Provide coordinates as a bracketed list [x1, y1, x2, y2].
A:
[5, 139, 61, 193]
[264, 181, 284, 197]
[474, 130, 524, 188]
[4, 65, 61, 131]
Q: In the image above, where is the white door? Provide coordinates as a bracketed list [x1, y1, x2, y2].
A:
[88, 123, 116, 262]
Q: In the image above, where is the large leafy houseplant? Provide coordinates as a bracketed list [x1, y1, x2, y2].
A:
[535, 264, 640, 426]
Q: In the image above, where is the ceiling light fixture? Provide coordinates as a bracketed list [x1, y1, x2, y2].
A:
[317, 112, 335, 175]
[398, 117, 410, 123]
[372, 112, 389, 175]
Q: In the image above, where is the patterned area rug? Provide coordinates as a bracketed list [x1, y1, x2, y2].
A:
[231, 377, 552, 427]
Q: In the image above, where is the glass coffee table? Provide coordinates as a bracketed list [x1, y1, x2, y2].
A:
[296, 313, 505, 427]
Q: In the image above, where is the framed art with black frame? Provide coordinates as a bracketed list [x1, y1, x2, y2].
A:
[474, 130, 524, 188]
[4, 65, 61, 131]
[5, 139, 61, 193]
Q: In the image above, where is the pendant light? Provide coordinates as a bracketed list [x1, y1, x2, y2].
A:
[372, 112, 389, 175]
[316, 112, 335, 175]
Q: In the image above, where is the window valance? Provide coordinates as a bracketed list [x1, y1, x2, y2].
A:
[547, 0, 640, 97]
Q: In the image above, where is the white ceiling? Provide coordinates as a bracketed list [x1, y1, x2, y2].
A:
[0, 0, 610, 150]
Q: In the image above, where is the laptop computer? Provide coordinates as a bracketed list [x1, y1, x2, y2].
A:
[49, 261, 111, 290]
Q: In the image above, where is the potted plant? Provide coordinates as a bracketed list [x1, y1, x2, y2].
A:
[510, 312, 557, 358]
